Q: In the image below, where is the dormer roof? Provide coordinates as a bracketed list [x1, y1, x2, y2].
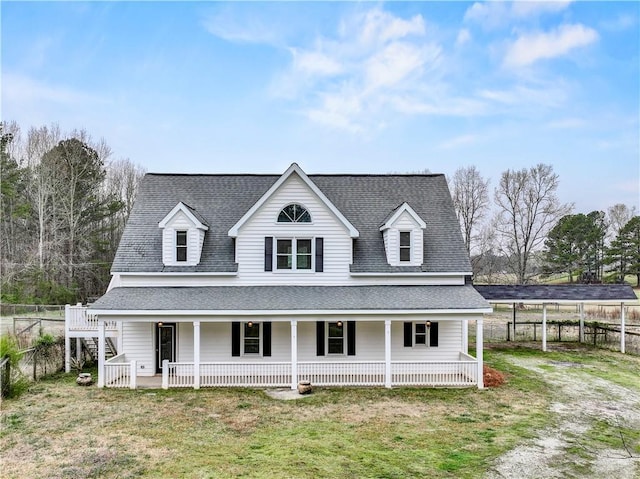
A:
[379, 202, 427, 231]
[158, 202, 209, 230]
[228, 163, 359, 238]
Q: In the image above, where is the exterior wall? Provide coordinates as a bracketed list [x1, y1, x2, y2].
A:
[116, 273, 466, 287]
[235, 173, 353, 284]
[153, 318, 466, 364]
[122, 322, 155, 376]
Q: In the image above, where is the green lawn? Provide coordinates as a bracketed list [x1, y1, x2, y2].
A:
[2, 347, 638, 478]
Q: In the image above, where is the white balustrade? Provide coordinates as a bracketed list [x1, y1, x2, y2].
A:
[391, 359, 477, 386]
[200, 362, 291, 387]
[66, 305, 116, 331]
[298, 361, 385, 386]
[104, 354, 134, 388]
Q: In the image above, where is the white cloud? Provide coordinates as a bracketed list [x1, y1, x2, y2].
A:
[202, 6, 284, 45]
[3, 72, 104, 106]
[290, 48, 343, 77]
[456, 29, 471, 47]
[503, 24, 599, 67]
[464, 1, 573, 29]
[547, 118, 586, 129]
[438, 134, 479, 150]
[342, 8, 426, 46]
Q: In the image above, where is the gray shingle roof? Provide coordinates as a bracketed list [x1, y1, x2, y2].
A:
[475, 284, 638, 302]
[90, 285, 490, 312]
[111, 172, 471, 273]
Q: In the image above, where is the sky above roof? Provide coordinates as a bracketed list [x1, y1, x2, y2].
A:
[2, 1, 638, 214]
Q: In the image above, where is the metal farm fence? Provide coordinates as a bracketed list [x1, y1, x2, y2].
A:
[478, 320, 640, 355]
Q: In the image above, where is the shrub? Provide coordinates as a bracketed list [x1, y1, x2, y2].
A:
[0, 334, 29, 398]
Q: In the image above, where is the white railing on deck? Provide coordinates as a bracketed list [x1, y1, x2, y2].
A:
[392, 360, 477, 386]
[104, 354, 137, 389]
[67, 305, 117, 331]
[298, 361, 385, 386]
[201, 362, 291, 387]
[161, 359, 477, 389]
[163, 362, 195, 388]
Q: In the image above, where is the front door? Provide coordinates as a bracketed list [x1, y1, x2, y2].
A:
[156, 323, 176, 373]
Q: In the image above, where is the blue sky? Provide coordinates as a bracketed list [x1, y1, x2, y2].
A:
[2, 1, 639, 213]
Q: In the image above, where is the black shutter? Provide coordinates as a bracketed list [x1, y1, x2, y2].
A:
[264, 237, 273, 271]
[231, 322, 241, 356]
[316, 321, 325, 356]
[430, 322, 439, 347]
[404, 322, 412, 347]
[315, 237, 324, 272]
[263, 322, 272, 357]
[347, 321, 356, 356]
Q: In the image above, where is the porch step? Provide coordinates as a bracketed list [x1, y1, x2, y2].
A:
[81, 337, 117, 361]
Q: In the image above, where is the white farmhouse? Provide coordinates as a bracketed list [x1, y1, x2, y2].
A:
[67, 163, 492, 389]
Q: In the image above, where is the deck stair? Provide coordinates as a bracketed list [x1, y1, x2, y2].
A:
[81, 337, 117, 360]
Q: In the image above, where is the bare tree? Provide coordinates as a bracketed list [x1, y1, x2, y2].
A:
[607, 203, 637, 244]
[494, 163, 572, 284]
[450, 165, 489, 254]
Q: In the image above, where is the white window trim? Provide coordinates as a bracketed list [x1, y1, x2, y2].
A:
[275, 237, 315, 272]
[175, 230, 188, 263]
[327, 321, 346, 355]
[399, 230, 412, 263]
[276, 203, 314, 225]
[242, 322, 262, 356]
[413, 322, 434, 348]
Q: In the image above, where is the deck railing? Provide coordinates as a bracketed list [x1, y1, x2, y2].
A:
[104, 354, 137, 389]
[159, 358, 478, 389]
[66, 305, 117, 331]
[298, 361, 385, 386]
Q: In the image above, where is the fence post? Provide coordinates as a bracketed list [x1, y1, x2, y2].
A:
[506, 323, 510, 342]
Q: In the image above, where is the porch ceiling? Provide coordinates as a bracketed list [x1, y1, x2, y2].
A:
[89, 285, 490, 313]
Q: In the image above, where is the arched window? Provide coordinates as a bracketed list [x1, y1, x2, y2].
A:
[278, 204, 311, 223]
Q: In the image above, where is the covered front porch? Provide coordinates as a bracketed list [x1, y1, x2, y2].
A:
[94, 316, 486, 390]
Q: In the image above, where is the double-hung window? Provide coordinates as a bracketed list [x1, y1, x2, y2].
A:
[399, 231, 411, 262]
[328, 322, 344, 354]
[415, 323, 427, 345]
[243, 322, 260, 354]
[276, 239, 312, 271]
[176, 231, 187, 262]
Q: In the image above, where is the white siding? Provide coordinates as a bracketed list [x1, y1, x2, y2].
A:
[235, 173, 353, 284]
[122, 322, 155, 376]
[391, 320, 461, 362]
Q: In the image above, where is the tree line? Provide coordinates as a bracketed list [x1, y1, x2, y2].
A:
[0, 122, 146, 304]
[450, 164, 639, 285]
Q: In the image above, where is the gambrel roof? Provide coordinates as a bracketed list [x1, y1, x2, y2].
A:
[111, 167, 471, 273]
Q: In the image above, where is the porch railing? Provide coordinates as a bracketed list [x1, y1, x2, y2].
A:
[66, 305, 117, 331]
[160, 357, 478, 389]
[104, 354, 137, 389]
[298, 361, 385, 386]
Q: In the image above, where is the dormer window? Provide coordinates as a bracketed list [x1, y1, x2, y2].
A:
[399, 232, 411, 262]
[176, 231, 187, 262]
[278, 204, 311, 223]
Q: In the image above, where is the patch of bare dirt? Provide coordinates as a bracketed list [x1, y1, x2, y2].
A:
[485, 355, 640, 478]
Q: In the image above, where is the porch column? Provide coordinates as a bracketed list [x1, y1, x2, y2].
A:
[384, 319, 391, 388]
[193, 321, 201, 389]
[290, 320, 298, 390]
[462, 320, 469, 354]
[579, 303, 585, 343]
[97, 319, 105, 388]
[64, 304, 71, 373]
[542, 304, 547, 352]
[621, 303, 626, 354]
[476, 317, 484, 389]
[76, 338, 82, 361]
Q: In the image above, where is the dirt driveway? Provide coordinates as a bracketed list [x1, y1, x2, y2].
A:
[486, 347, 640, 478]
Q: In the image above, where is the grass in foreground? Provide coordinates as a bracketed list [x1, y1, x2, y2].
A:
[3, 347, 627, 479]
